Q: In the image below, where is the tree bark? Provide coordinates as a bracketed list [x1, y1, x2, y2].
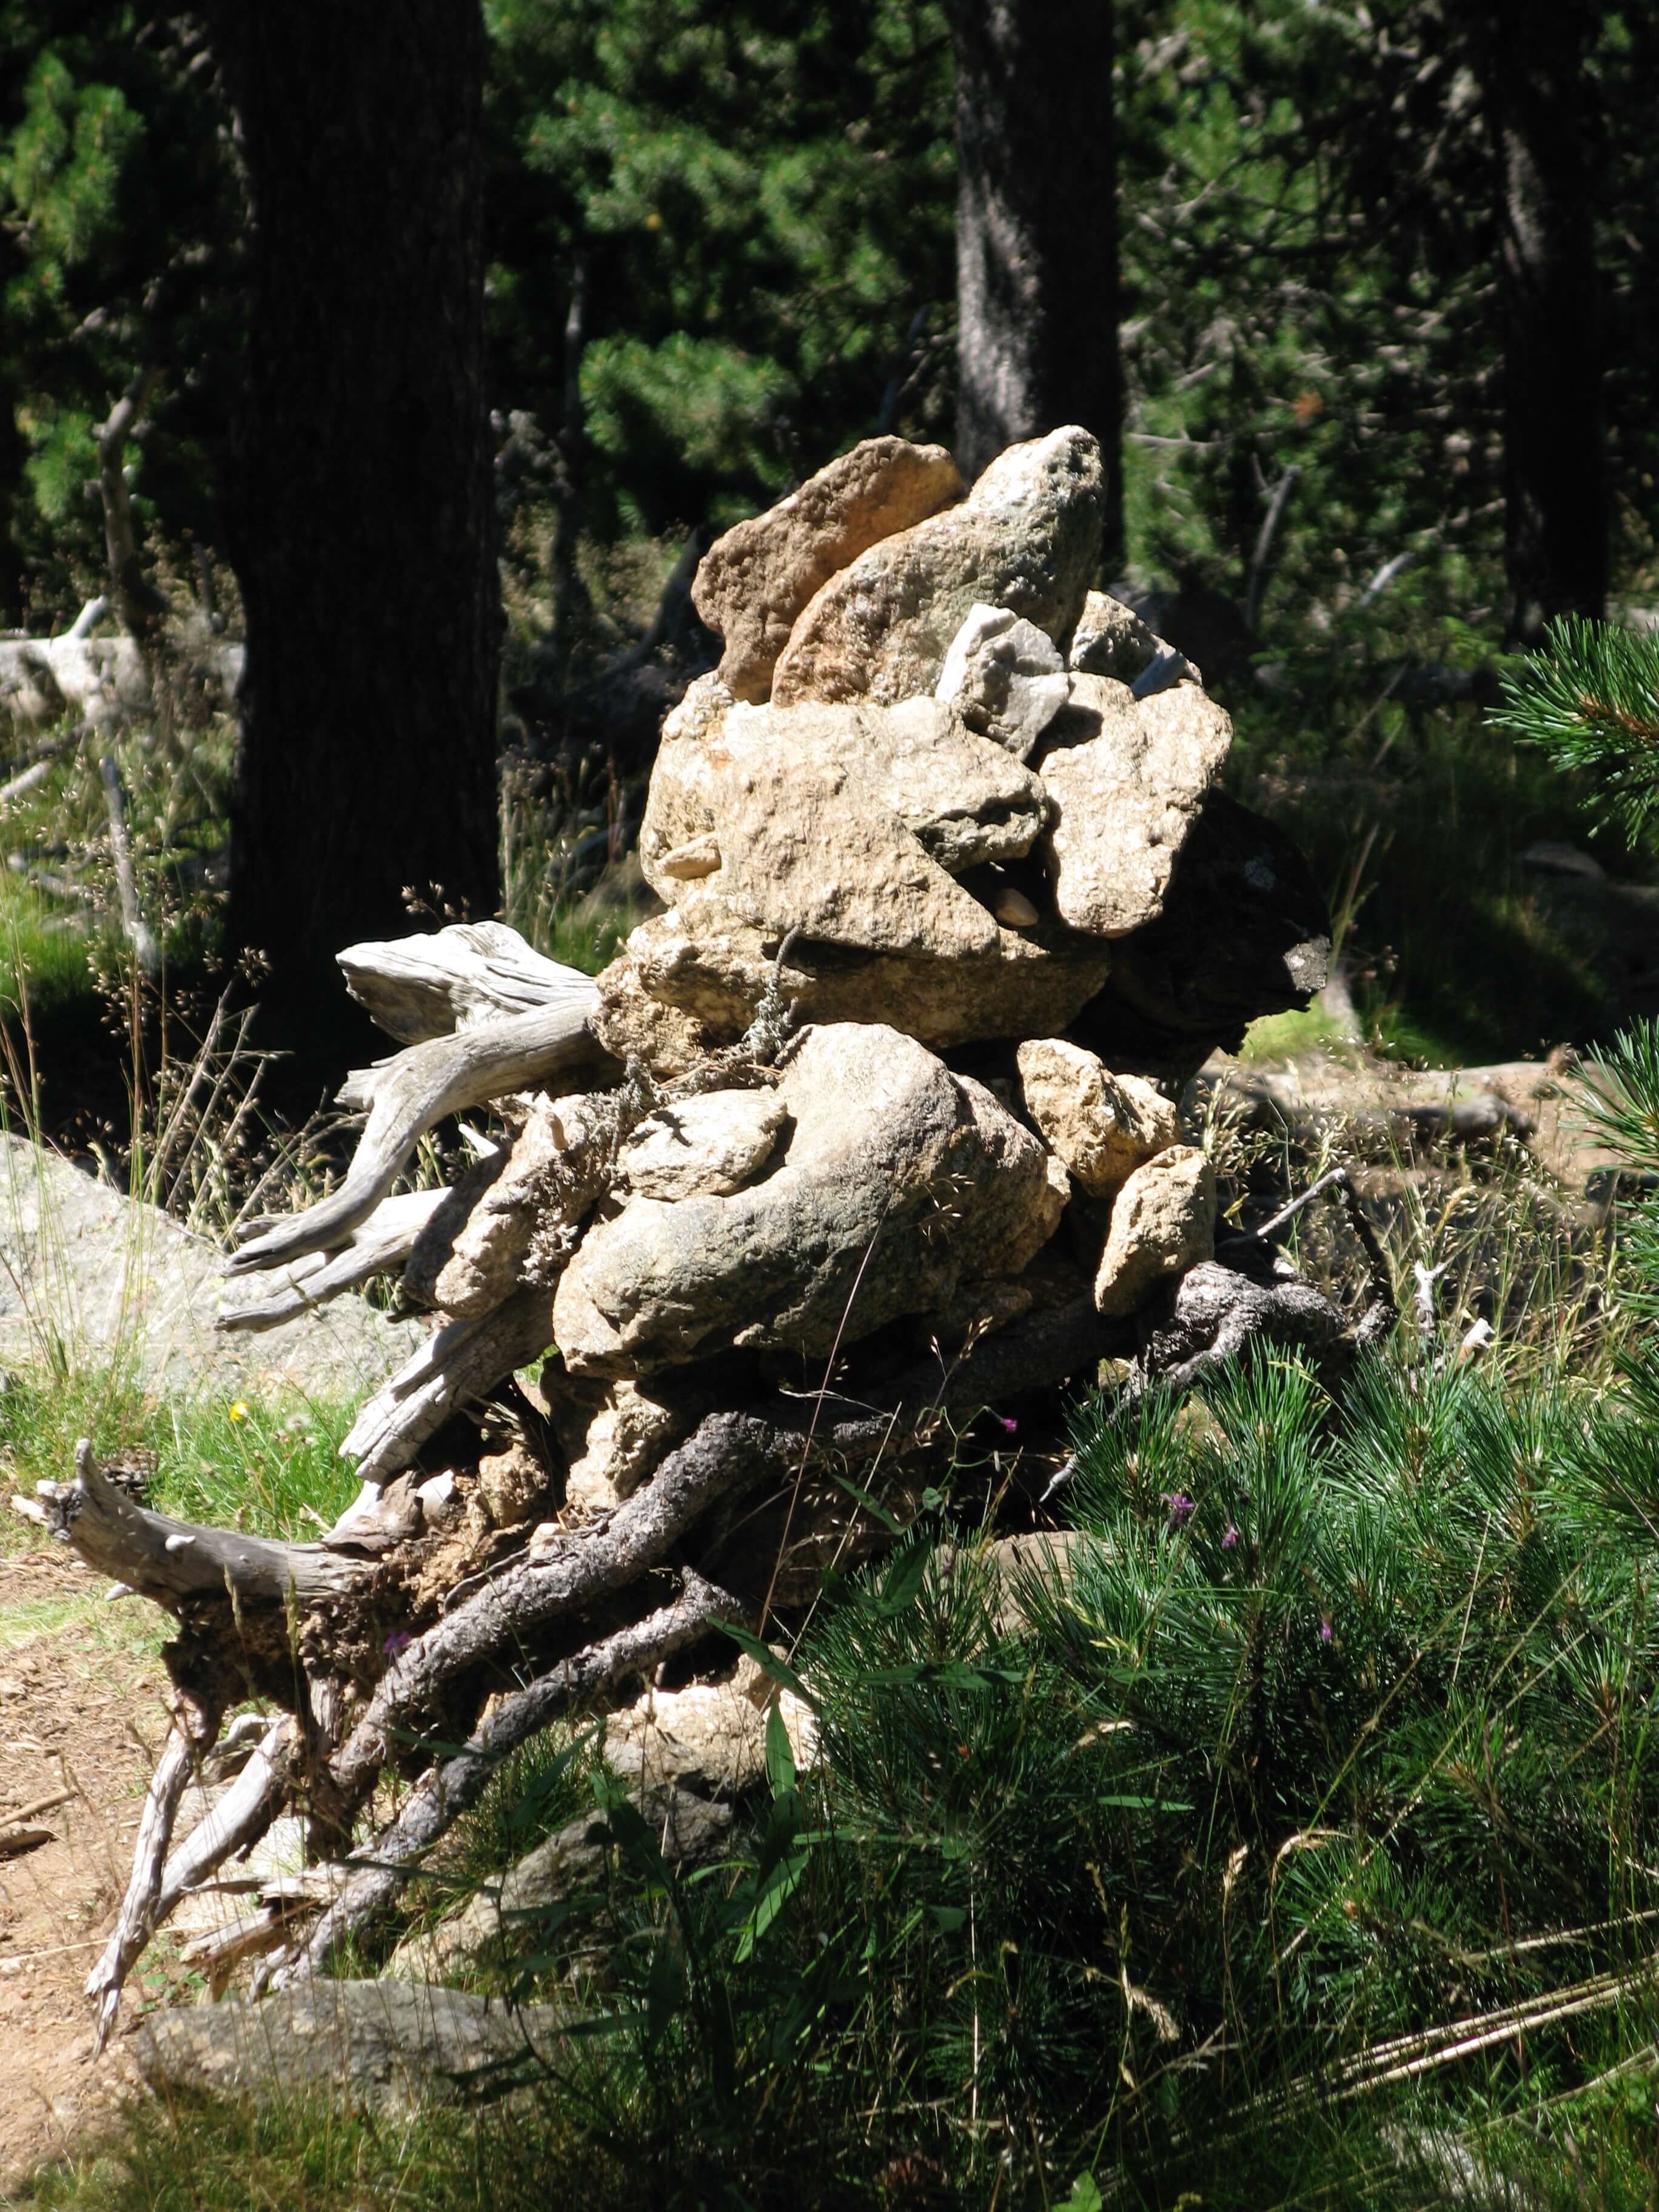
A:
[206, 0, 500, 1030]
[1469, 1, 1608, 643]
[950, 0, 1122, 563]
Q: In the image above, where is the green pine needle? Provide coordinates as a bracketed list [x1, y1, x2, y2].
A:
[1492, 615, 1659, 840]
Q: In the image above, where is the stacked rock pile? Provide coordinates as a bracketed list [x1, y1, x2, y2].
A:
[36, 428, 1348, 2025]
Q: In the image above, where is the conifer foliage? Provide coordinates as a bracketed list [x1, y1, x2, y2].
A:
[474, 1091, 1659, 2204]
[1494, 615, 1659, 842]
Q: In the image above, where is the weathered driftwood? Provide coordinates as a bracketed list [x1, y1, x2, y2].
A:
[273, 1566, 736, 1985]
[338, 1284, 553, 1486]
[434, 1090, 616, 1317]
[88, 1688, 220, 2053]
[217, 1187, 447, 1333]
[337, 920, 598, 1045]
[227, 997, 603, 1275]
[156, 1716, 298, 1925]
[37, 1443, 369, 1610]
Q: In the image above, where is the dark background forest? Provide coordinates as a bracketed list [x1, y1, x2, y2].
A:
[1, 0, 1655, 1061]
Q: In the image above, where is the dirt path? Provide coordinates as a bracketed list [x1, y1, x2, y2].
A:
[0, 1546, 176, 2194]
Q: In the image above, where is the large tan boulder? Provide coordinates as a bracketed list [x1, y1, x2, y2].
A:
[1094, 1146, 1217, 1316]
[552, 1023, 1065, 1374]
[639, 682, 1048, 959]
[1037, 674, 1233, 937]
[771, 426, 1104, 706]
[596, 905, 1110, 1069]
[1015, 1039, 1181, 1198]
[692, 436, 964, 702]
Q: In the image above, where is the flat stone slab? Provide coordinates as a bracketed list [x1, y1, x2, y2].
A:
[135, 1979, 564, 2114]
[0, 1135, 423, 1399]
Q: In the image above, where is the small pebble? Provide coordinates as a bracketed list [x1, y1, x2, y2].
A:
[993, 886, 1040, 928]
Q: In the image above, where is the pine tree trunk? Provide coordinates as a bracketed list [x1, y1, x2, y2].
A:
[950, 0, 1122, 565]
[0, 230, 27, 628]
[1477, 0, 1608, 643]
[207, 0, 499, 1030]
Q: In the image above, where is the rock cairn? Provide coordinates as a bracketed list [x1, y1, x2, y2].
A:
[33, 427, 1370, 2035]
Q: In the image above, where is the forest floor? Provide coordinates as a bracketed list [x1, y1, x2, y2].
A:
[0, 1547, 168, 2194]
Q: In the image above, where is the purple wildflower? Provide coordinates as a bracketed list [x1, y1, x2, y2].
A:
[994, 1413, 1019, 1435]
[1162, 1490, 1197, 1526]
[383, 1630, 414, 1657]
[1319, 1616, 1333, 1644]
[1221, 1523, 1239, 1550]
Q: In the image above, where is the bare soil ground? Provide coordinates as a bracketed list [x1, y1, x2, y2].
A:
[0, 1546, 175, 2197]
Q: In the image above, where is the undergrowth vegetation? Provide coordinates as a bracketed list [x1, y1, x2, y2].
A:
[0, 1368, 365, 1550]
[18, 1027, 1659, 2208]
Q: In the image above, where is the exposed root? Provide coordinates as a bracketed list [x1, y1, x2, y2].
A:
[87, 1689, 220, 2053]
[270, 1567, 739, 1986]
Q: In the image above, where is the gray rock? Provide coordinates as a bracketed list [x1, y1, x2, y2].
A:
[771, 426, 1104, 707]
[1015, 1039, 1181, 1198]
[1094, 1146, 1217, 1317]
[936, 603, 1073, 759]
[0, 1134, 421, 1399]
[1068, 589, 1200, 693]
[135, 1980, 564, 2113]
[552, 1022, 1065, 1373]
[1037, 674, 1233, 938]
[602, 1659, 816, 1796]
[691, 437, 964, 702]
[549, 1372, 701, 1510]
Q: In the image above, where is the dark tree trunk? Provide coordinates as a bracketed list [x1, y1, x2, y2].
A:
[206, 0, 499, 1031]
[0, 232, 27, 628]
[1473, 1, 1608, 643]
[950, 0, 1122, 564]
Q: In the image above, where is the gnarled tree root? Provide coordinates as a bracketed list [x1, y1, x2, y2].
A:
[270, 1566, 739, 1987]
[41, 1289, 1110, 2031]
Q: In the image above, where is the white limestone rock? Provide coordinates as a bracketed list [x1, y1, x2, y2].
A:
[1037, 674, 1233, 938]
[620, 1087, 789, 1202]
[771, 426, 1104, 706]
